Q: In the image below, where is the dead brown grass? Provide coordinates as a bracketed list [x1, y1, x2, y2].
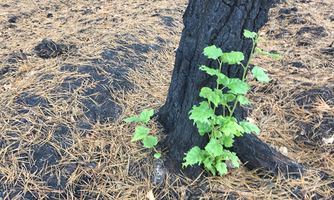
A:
[0, 0, 333, 199]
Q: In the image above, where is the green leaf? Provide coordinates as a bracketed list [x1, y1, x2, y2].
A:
[199, 87, 220, 107]
[255, 48, 282, 59]
[221, 51, 244, 65]
[212, 130, 223, 140]
[142, 136, 158, 148]
[154, 153, 162, 159]
[203, 45, 223, 60]
[131, 126, 150, 141]
[222, 151, 239, 168]
[258, 37, 265, 41]
[139, 109, 154, 123]
[124, 116, 139, 123]
[216, 157, 228, 176]
[212, 116, 230, 126]
[237, 94, 251, 105]
[218, 93, 236, 106]
[222, 134, 235, 147]
[196, 121, 211, 136]
[205, 138, 223, 157]
[203, 157, 216, 176]
[218, 78, 250, 94]
[251, 66, 270, 83]
[221, 120, 244, 137]
[239, 121, 260, 134]
[189, 101, 213, 125]
[216, 73, 229, 86]
[183, 146, 204, 168]
[230, 153, 240, 168]
[243, 30, 257, 39]
[199, 65, 220, 77]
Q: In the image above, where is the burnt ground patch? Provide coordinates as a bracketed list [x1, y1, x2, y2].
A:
[293, 86, 334, 144]
[0, 36, 164, 198]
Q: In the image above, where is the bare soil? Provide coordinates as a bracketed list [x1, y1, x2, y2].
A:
[0, 0, 333, 199]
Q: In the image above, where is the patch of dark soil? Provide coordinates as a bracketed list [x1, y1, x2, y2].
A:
[0, 65, 10, 77]
[292, 86, 334, 143]
[274, 28, 291, 38]
[14, 92, 48, 107]
[153, 168, 211, 200]
[320, 48, 334, 55]
[8, 16, 19, 23]
[290, 62, 307, 68]
[330, 15, 334, 22]
[34, 39, 76, 59]
[296, 26, 328, 37]
[6, 50, 29, 63]
[278, 7, 298, 15]
[0, 143, 67, 200]
[296, 41, 312, 46]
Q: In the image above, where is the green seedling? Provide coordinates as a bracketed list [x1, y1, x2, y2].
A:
[124, 109, 161, 159]
[183, 29, 281, 176]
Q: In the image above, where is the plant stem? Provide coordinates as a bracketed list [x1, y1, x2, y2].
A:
[231, 38, 257, 117]
[242, 38, 256, 82]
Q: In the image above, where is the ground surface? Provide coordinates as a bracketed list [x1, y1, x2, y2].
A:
[0, 0, 333, 199]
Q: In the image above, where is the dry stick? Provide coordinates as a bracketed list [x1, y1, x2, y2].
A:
[79, 156, 112, 200]
[211, 189, 255, 197]
[126, 149, 130, 177]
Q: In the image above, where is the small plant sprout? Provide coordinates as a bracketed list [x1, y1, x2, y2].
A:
[182, 29, 281, 176]
[124, 109, 161, 159]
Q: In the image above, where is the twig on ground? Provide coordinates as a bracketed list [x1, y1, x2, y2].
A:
[211, 188, 255, 197]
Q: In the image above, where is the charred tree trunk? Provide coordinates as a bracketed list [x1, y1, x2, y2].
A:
[158, 0, 304, 176]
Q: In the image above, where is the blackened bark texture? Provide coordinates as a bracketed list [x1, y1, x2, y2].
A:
[158, 0, 304, 175]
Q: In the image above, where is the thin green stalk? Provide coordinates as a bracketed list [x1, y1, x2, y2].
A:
[242, 38, 256, 82]
[231, 38, 257, 117]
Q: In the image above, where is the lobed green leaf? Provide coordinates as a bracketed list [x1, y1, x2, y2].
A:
[139, 109, 154, 123]
[222, 151, 239, 168]
[243, 29, 257, 39]
[251, 66, 270, 82]
[124, 116, 139, 123]
[199, 65, 221, 77]
[239, 121, 260, 134]
[203, 157, 216, 176]
[203, 45, 223, 60]
[205, 138, 223, 157]
[221, 120, 244, 137]
[216, 157, 228, 176]
[220, 51, 244, 65]
[196, 121, 211, 136]
[131, 126, 150, 141]
[183, 146, 204, 168]
[189, 101, 213, 125]
[200, 87, 220, 107]
[218, 78, 250, 94]
[237, 94, 251, 105]
[154, 153, 162, 159]
[142, 136, 158, 148]
[222, 134, 235, 147]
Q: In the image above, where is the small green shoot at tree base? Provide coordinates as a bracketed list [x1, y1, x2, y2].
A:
[124, 109, 161, 159]
[183, 29, 281, 176]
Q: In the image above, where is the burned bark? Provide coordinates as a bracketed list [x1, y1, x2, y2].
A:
[158, 0, 304, 176]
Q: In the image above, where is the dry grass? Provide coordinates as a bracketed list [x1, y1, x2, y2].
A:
[0, 0, 333, 199]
